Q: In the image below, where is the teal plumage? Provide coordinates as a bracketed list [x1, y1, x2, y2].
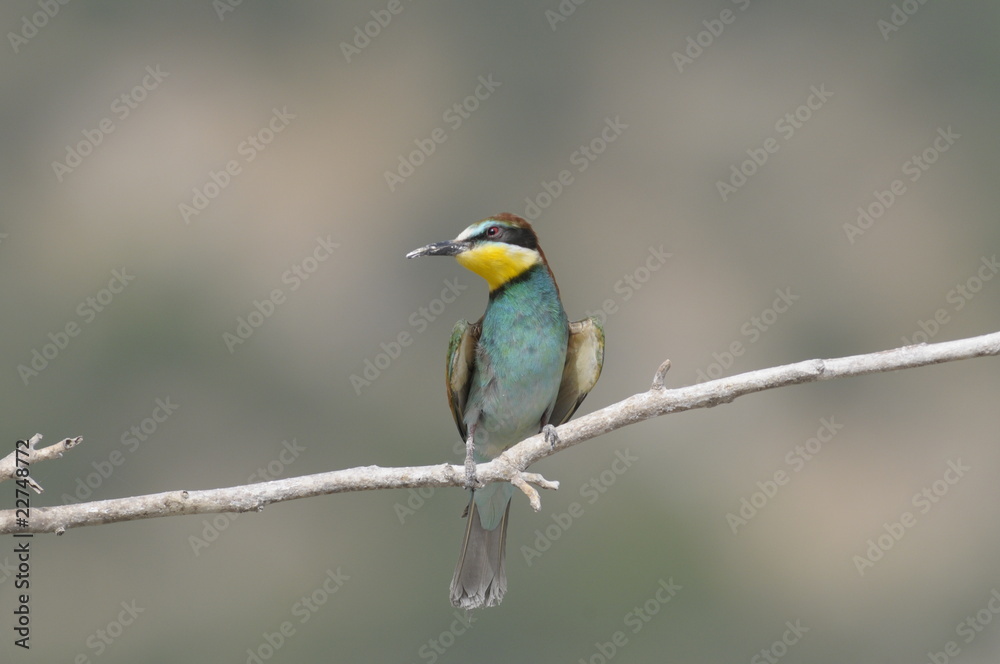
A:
[407, 214, 604, 609]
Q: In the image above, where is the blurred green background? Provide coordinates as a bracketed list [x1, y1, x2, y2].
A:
[2, 1, 1000, 662]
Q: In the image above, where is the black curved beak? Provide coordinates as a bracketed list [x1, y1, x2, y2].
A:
[405, 240, 471, 259]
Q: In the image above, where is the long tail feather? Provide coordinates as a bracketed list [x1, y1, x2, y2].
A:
[450, 497, 510, 609]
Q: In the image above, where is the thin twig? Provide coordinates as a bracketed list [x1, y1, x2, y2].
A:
[0, 434, 84, 493]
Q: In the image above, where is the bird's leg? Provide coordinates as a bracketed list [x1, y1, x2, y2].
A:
[464, 423, 478, 490]
[543, 424, 560, 450]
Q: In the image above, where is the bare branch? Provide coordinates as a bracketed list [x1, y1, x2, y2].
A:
[0, 434, 83, 493]
[651, 359, 672, 390]
[3, 331, 998, 535]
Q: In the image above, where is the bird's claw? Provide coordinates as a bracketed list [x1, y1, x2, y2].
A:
[461, 431, 482, 490]
[464, 457, 479, 490]
[543, 424, 559, 450]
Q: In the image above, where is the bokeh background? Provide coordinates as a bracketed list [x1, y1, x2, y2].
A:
[2, 1, 999, 662]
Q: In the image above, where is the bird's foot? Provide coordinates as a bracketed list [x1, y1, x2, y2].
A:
[542, 424, 559, 450]
[464, 456, 479, 490]
[463, 433, 480, 490]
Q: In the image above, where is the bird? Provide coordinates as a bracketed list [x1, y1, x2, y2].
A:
[406, 213, 604, 609]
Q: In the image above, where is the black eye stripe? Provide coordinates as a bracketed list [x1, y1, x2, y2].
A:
[480, 224, 537, 250]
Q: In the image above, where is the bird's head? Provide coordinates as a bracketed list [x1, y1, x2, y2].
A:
[406, 213, 547, 291]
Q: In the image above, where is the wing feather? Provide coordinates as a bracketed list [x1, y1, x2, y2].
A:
[549, 316, 605, 426]
[446, 319, 481, 440]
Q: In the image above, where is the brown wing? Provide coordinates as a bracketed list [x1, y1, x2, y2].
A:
[446, 319, 482, 441]
[549, 316, 605, 426]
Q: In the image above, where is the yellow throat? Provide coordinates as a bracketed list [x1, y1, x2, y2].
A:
[455, 242, 541, 291]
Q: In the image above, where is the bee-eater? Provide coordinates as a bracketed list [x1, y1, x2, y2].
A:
[406, 213, 604, 609]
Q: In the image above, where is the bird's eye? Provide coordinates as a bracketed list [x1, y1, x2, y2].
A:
[486, 226, 501, 238]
